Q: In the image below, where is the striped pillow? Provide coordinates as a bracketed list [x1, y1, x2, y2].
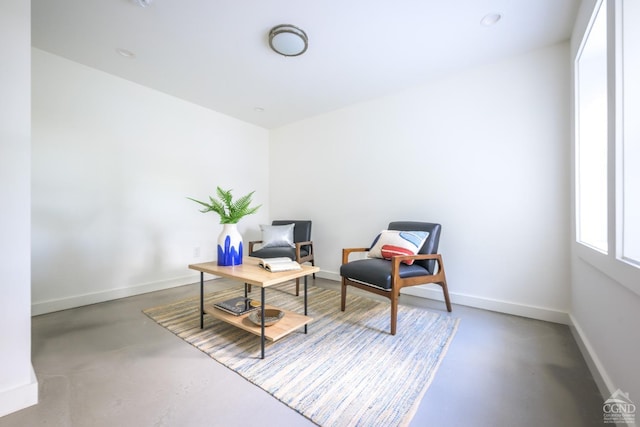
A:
[367, 230, 429, 265]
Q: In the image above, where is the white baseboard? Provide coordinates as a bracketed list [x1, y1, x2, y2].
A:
[317, 271, 570, 324]
[33, 269, 571, 325]
[568, 314, 613, 399]
[404, 286, 570, 324]
[31, 273, 203, 316]
[0, 366, 38, 418]
[27, 269, 610, 406]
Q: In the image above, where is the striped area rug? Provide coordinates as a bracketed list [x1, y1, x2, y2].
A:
[143, 283, 459, 427]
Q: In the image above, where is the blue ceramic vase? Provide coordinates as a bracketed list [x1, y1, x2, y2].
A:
[217, 224, 243, 266]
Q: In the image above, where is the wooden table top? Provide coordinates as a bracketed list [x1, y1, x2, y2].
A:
[188, 256, 320, 288]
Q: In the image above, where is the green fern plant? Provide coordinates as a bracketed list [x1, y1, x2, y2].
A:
[188, 187, 261, 224]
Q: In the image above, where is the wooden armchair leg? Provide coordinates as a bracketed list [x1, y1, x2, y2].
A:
[340, 278, 347, 311]
[294, 278, 300, 296]
[390, 295, 398, 336]
[441, 281, 452, 312]
[436, 257, 452, 312]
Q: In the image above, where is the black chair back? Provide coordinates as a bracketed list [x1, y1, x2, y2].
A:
[272, 220, 312, 245]
[388, 221, 441, 273]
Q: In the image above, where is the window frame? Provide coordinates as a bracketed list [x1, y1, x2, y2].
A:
[575, 0, 609, 254]
[573, 0, 640, 297]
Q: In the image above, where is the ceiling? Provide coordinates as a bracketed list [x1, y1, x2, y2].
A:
[31, 0, 580, 129]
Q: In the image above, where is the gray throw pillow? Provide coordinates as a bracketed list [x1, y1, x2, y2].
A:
[260, 223, 295, 248]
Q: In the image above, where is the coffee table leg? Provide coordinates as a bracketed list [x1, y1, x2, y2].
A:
[261, 287, 265, 359]
[200, 272, 204, 329]
[304, 274, 308, 334]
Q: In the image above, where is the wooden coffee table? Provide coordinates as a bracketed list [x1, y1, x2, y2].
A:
[188, 257, 320, 359]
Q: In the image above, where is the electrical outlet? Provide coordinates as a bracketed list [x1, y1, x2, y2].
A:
[193, 247, 201, 258]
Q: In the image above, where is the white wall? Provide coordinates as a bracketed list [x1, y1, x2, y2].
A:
[31, 49, 270, 315]
[0, 0, 38, 417]
[25, 4, 638, 408]
[569, 0, 640, 402]
[270, 43, 571, 323]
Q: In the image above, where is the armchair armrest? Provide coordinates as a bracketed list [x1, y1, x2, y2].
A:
[248, 240, 263, 253]
[394, 253, 442, 262]
[342, 247, 370, 264]
[295, 240, 314, 263]
[391, 253, 443, 272]
[390, 253, 445, 288]
[295, 240, 313, 249]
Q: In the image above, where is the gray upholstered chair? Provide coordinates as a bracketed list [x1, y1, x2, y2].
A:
[248, 220, 315, 296]
[340, 221, 451, 335]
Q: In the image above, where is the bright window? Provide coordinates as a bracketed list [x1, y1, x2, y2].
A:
[576, 0, 608, 253]
[574, 0, 640, 295]
[621, 0, 640, 265]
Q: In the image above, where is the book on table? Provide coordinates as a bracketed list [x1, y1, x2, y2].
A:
[213, 297, 259, 316]
[257, 257, 302, 272]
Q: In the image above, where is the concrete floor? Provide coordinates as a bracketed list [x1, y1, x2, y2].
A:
[1, 278, 605, 427]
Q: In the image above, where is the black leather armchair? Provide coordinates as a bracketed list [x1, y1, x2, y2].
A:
[340, 221, 451, 335]
[249, 220, 315, 296]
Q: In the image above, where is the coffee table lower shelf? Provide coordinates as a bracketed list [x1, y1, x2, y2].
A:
[203, 304, 313, 342]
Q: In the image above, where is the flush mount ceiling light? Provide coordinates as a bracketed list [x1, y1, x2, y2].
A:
[480, 13, 502, 26]
[134, 0, 152, 7]
[116, 48, 136, 58]
[269, 24, 308, 57]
